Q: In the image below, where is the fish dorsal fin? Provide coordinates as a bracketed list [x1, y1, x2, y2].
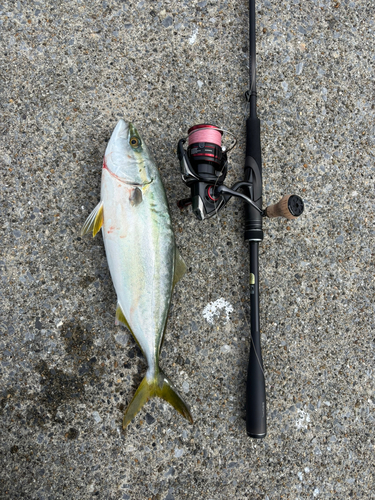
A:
[81, 201, 104, 237]
[116, 303, 144, 354]
[173, 247, 187, 288]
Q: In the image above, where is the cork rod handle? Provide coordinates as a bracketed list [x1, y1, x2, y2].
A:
[264, 194, 304, 220]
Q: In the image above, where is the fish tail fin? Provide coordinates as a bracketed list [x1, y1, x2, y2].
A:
[155, 371, 193, 425]
[122, 370, 193, 429]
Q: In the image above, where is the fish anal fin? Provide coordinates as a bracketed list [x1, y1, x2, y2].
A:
[116, 303, 144, 354]
[81, 201, 104, 237]
[122, 370, 193, 429]
[115, 303, 131, 329]
[173, 247, 187, 288]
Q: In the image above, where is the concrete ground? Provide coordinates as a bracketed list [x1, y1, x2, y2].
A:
[1, 0, 374, 498]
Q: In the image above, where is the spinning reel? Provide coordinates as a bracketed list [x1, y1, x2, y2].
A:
[177, 123, 304, 222]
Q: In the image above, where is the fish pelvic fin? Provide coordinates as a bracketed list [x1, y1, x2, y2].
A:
[173, 247, 187, 288]
[81, 201, 104, 237]
[122, 370, 193, 429]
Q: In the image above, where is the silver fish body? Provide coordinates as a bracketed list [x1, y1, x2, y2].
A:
[82, 120, 192, 428]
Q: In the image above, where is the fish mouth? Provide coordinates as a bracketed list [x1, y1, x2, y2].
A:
[104, 119, 152, 186]
[113, 118, 130, 140]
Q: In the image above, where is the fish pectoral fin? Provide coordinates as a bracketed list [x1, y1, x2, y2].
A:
[129, 187, 143, 206]
[116, 303, 144, 354]
[122, 370, 193, 430]
[81, 201, 104, 237]
[173, 247, 187, 288]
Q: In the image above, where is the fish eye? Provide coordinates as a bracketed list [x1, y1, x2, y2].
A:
[130, 136, 141, 148]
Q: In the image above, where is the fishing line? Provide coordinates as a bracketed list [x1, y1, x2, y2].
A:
[187, 125, 237, 153]
[188, 125, 222, 148]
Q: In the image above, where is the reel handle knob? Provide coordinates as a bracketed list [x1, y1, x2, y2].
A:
[264, 194, 304, 220]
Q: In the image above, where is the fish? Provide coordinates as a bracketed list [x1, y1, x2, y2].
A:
[81, 119, 193, 429]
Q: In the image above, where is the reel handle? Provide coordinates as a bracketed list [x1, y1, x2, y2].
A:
[264, 194, 304, 220]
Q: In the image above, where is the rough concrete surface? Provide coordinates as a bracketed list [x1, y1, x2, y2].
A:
[0, 0, 374, 498]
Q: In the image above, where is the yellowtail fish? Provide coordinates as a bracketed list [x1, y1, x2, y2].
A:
[82, 120, 193, 429]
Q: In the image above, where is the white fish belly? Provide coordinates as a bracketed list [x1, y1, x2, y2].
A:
[101, 168, 175, 373]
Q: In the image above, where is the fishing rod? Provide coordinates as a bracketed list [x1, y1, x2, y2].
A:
[176, 0, 304, 437]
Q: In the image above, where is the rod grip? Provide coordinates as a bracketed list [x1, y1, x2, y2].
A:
[246, 336, 267, 438]
[264, 194, 304, 219]
[244, 117, 263, 241]
[245, 117, 262, 179]
[246, 242, 266, 438]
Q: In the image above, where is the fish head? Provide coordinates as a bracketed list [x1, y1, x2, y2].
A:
[103, 119, 154, 184]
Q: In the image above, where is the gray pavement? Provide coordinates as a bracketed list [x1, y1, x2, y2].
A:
[1, 0, 374, 499]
